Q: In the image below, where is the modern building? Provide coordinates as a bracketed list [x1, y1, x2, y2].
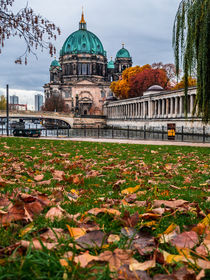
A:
[10, 95, 19, 105]
[43, 11, 132, 115]
[35, 94, 44, 111]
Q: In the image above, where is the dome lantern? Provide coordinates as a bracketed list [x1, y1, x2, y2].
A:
[79, 9, 87, 30]
[116, 43, 131, 58]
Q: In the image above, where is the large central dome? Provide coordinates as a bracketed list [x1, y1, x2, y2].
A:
[60, 12, 106, 57]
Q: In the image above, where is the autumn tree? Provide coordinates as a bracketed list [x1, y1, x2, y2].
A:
[42, 94, 69, 113]
[110, 64, 169, 99]
[173, 0, 210, 122]
[152, 62, 177, 87]
[129, 68, 169, 97]
[0, 95, 6, 110]
[171, 76, 197, 91]
[0, 0, 60, 64]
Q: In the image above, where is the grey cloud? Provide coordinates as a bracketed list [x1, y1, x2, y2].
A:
[0, 0, 180, 95]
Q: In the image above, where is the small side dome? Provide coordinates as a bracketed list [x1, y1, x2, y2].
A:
[50, 58, 60, 67]
[147, 85, 164, 91]
[116, 44, 131, 58]
[107, 57, 115, 69]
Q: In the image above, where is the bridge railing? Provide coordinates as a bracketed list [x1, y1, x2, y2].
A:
[0, 125, 209, 143]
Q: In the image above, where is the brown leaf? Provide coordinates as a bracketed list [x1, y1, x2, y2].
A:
[34, 174, 44, 182]
[118, 264, 152, 280]
[53, 170, 65, 181]
[107, 234, 120, 243]
[196, 259, 210, 270]
[20, 239, 57, 250]
[37, 179, 52, 186]
[171, 231, 199, 249]
[153, 199, 188, 209]
[74, 252, 99, 268]
[76, 230, 106, 249]
[129, 259, 156, 272]
[87, 207, 121, 216]
[40, 228, 66, 242]
[121, 211, 139, 227]
[99, 248, 134, 271]
[173, 267, 196, 280]
[45, 207, 63, 221]
[132, 232, 156, 255]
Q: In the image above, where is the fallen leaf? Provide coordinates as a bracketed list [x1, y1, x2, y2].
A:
[171, 231, 199, 249]
[196, 259, 210, 270]
[74, 252, 98, 268]
[34, 174, 44, 182]
[129, 259, 156, 271]
[76, 230, 106, 249]
[108, 234, 120, 243]
[153, 199, 188, 209]
[87, 207, 121, 216]
[66, 225, 86, 239]
[98, 248, 134, 271]
[118, 264, 152, 280]
[20, 239, 57, 250]
[45, 207, 63, 221]
[121, 185, 140, 195]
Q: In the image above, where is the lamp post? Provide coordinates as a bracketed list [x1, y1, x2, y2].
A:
[6, 84, 9, 136]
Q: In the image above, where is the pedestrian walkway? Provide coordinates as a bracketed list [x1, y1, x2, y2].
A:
[40, 136, 210, 147]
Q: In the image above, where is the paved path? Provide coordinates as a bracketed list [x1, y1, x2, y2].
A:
[39, 136, 210, 147]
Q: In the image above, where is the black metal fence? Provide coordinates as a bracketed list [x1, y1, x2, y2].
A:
[0, 125, 209, 143]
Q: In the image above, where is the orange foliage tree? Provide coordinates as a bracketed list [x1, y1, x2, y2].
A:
[171, 76, 197, 90]
[110, 64, 169, 99]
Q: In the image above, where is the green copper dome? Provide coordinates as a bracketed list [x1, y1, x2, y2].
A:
[60, 13, 106, 57]
[50, 59, 60, 67]
[116, 45, 131, 58]
[107, 59, 115, 69]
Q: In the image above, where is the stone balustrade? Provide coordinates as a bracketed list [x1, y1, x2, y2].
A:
[104, 87, 197, 120]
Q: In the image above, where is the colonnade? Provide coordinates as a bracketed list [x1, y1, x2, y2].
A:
[105, 91, 196, 119]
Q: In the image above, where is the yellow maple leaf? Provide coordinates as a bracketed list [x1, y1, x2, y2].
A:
[121, 185, 140, 195]
[66, 225, 86, 239]
[201, 214, 210, 226]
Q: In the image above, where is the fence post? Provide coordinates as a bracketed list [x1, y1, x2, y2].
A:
[181, 126, 184, 142]
[57, 126, 59, 137]
[45, 128, 47, 137]
[98, 125, 100, 138]
[162, 126, 164, 140]
[112, 125, 114, 139]
[203, 126, 205, 143]
[84, 125, 86, 137]
[127, 125, 129, 139]
[144, 125, 146, 140]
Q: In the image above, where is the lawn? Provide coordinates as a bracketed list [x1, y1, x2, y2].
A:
[0, 137, 209, 279]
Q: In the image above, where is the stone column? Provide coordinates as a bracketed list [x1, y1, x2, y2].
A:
[190, 95, 194, 116]
[175, 97, 178, 117]
[180, 96, 183, 117]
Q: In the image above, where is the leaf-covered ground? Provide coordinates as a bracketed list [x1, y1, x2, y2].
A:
[0, 137, 209, 280]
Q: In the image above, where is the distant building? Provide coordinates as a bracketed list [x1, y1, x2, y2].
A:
[35, 94, 43, 111]
[10, 95, 19, 104]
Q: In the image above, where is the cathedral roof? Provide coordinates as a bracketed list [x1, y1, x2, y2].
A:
[60, 12, 106, 57]
[50, 58, 60, 67]
[116, 44, 131, 58]
[107, 58, 115, 69]
[50, 58, 61, 70]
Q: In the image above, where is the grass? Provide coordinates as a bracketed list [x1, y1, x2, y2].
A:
[0, 137, 209, 279]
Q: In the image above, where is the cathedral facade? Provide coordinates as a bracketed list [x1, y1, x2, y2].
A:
[43, 12, 132, 115]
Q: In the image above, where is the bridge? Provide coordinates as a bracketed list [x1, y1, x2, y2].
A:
[0, 110, 75, 127]
[0, 110, 107, 128]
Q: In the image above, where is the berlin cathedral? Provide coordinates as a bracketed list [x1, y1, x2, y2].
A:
[43, 11, 132, 115]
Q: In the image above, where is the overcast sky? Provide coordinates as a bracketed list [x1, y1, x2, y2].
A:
[0, 0, 180, 107]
